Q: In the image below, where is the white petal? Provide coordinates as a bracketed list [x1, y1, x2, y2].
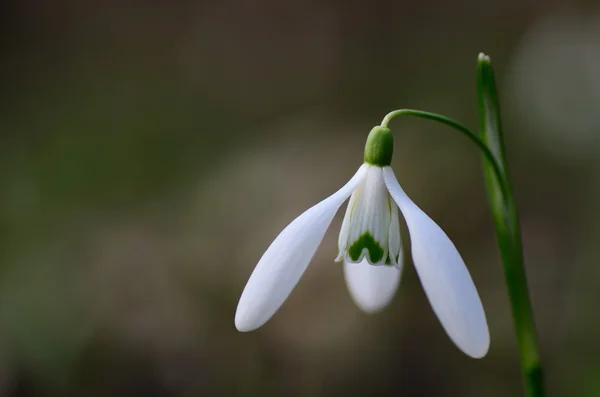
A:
[342, 165, 391, 265]
[235, 165, 367, 332]
[336, 189, 357, 261]
[344, 260, 401, 313]
[383, 167, 490, 358]
[388, 198, 402, 268]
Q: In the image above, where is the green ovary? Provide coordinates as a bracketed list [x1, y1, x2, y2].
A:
[348, 232, 385, 264]
[363, 126, 394, 166]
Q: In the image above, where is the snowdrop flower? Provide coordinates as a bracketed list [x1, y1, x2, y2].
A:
[235, 126, 490, 358]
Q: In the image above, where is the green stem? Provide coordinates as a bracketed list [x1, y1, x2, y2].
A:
[477, 53, 544, 397]
[381, 109, 510, 200]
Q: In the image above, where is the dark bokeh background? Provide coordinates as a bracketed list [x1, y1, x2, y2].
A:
[1, 1, 599, 396]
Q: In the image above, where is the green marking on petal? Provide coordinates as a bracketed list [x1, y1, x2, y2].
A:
[348, 232, 384, 263]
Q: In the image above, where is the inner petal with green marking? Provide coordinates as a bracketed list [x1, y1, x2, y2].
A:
[348, 232, 385, 264]
[336, 164, 402, 267]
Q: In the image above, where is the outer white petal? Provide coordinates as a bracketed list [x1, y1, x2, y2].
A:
[344, 260, 401, 313]
[235, 165, 367, 332]
[383, 167, 490, 358]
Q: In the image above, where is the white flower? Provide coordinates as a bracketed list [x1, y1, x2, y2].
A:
[234, 126, 490, 358]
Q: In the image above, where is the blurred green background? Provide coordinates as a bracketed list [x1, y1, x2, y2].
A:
[1, 0, 599, 396]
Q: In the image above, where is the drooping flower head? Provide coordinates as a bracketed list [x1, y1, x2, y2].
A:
[235, 125, 490, 359]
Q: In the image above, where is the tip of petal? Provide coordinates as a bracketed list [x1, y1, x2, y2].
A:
[234, 322, 256, 333]
[234, 307, 262, 332]
[461, 331, 490, 359]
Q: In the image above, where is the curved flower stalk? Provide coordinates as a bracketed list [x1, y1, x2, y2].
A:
[235, 126, 490, 359]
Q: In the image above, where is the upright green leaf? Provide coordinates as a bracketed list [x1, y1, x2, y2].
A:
[477, 53, 545, 397]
